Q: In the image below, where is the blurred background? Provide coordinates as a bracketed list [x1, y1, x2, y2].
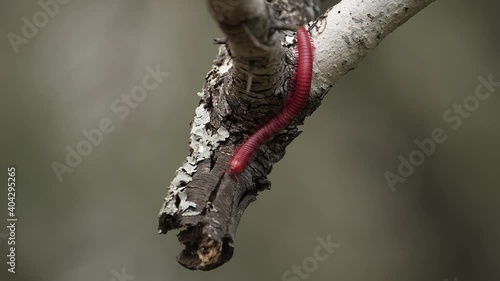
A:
[1, 0, 499, 280]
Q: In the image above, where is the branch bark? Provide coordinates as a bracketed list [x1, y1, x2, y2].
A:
[158, 0, 436, 270]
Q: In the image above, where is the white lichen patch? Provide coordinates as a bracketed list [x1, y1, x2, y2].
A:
[182, 209, 202, 217]
[217, 127, 229, 139]
[218, 57, 232, 76]
[171, 170, 192, 186]
[284, 34, 296, 45]
[159, 99, 230, 218]
[181, 161, 197, 174]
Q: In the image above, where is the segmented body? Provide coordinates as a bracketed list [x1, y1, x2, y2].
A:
[227, 26, 314, 175]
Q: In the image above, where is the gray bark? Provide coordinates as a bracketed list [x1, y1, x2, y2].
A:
[158, 0, 436, 270]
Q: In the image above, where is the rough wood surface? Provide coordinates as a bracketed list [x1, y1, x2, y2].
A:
[158, 0, 436, 270]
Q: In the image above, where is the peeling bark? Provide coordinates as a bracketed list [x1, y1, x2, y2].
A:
[158, 0, 437, 270]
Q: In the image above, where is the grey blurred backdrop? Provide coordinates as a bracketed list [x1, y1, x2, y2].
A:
[1, 1, 499, 281]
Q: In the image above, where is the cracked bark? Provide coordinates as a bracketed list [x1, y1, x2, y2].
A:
[158, 0, 437, 270]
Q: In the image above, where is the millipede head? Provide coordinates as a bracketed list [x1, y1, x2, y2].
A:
[228, 158, 245, 175]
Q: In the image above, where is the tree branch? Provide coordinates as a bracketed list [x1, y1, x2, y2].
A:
[158, 0, 437, 271]
[310, 0, 437, 97]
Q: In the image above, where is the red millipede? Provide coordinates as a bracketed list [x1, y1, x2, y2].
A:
[227, 26, 313, 175]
